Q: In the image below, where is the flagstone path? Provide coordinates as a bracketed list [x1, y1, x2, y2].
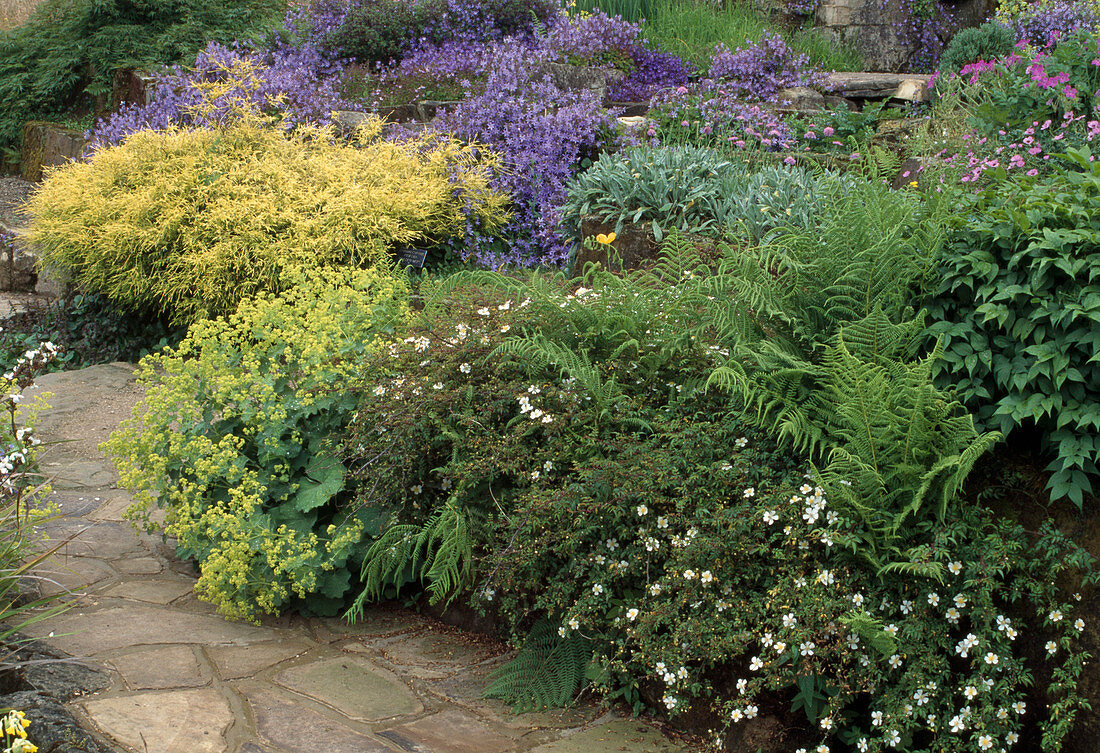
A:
[19, 362, 694, 753]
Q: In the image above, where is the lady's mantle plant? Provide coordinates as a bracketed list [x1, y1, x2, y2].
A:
[103, 269, 410, 622]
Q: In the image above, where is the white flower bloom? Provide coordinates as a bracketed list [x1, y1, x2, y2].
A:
[964, 686, 978, 700]
[927, 592, 940, 606]
[773, 641, 786, 653]
[949, 715, 965, 733]
[735, 437, 748, 448]
[410, 484, 422, 495]
[459, 362, 471, 374]
[662, 694, 678, 710]
[729, 708, 744, 722]
[568, 616, 580, 631]
[372, 385, 386, 396]
[948, 561, 963, 575]
[736, 678, 747, 694]
[857, 739, 869, 753]
[743, 487, 755, 498]
[744, 705, 758, 719]
[945, 607, 961, 624]
[477, 307, 491, 316]
[871, 711, 883, 726]
[799, 641, 815, 657]
[683, 569, 697, 580]
[886, 730, 901, 747]
[498, 300, 512, 310]
[762, 510, 779, 525]
[884, 623, 899, 637]
[1006, 731, 1019, 745]
[530, 470, 540, 481]
[954, 593, 968, 609]
[626, 608, 639, 621]
[440, 478, 452, 490]
[977, 734, 994, 750]
[529, 409, 544, 420]
[700, 570, 714, 585]
[1075, 618, 1085, 631]
[541, 414, 553, 424]
[1046, 640, 1058, 655]
[888, 654, 903, 670]
[432, 382, 444, 390]
[749, 656, 764, 671]
[782, 612, 797, 628]
[820, 716, 833, 731]
[984, 652, 999, 665]
[649, 583, 662, 596]
[636, 504, 649, 517]
[1011, 701, 1026, 715]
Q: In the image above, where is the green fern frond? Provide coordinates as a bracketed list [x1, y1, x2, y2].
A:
[484, 618, 593, 712]
[346, 500, 474, 620]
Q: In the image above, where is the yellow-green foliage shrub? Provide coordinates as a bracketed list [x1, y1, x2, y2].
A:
[102, 268, 408, 622]
[27, 118, 509, 324]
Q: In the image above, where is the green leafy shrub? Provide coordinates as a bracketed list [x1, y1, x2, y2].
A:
[926, 149, 1100, 506]
[0, 0, 282, 155]
[321, 0, 444, 65]
[27, 118, 509, 324]
[102, 268, 410, 623]
[938, 22, 1016, 76]
[0, 293, 183, 374]
[338, 232, 1096, 751]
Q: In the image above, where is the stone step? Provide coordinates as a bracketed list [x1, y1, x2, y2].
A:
[824, 71, 932, 102]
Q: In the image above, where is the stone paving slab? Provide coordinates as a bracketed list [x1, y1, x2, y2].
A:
[206, 639, 318, 681]
[99, 578, 195, 605]
[110, 645, 208, 690]
[240, 683, 397, 753]
[274, 655, 423, 722]
[382, 709, 517, 753]
[528, 720, 684, 753]
[20, 363, 699, 753]
[23, 604, 276, 655]
[82, 688, 234, 753]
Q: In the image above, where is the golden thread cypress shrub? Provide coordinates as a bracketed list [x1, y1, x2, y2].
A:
[28, 118, 510, 324]
[101, 268, 409, 622]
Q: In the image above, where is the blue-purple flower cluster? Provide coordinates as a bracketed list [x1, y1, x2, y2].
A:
[891, 0, 954, 72]
[708, 32, 826, 100]
[1009, 1, 1100, 45]
[649, 83, 796, 151]
[435, 45, 621, 267]
[607, 47, 694, 102]
[89, 41, 358, 149]
[541, 10, 643, 65]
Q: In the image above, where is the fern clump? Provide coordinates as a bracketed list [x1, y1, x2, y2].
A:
[27, 117, 509, 324]
[102, 268, 410, 622]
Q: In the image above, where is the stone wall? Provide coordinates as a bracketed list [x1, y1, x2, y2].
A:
[815, 0, 996, 72]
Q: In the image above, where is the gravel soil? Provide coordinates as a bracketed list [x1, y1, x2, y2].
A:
[0, 176, 35, 228]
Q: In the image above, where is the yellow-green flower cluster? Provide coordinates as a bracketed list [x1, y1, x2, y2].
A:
[103, 267, 409, 622]
[2, 709, 35, 753]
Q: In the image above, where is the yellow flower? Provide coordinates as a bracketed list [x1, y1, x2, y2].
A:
[908, 180, 919, 188]
[595, 232, 617, 245]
